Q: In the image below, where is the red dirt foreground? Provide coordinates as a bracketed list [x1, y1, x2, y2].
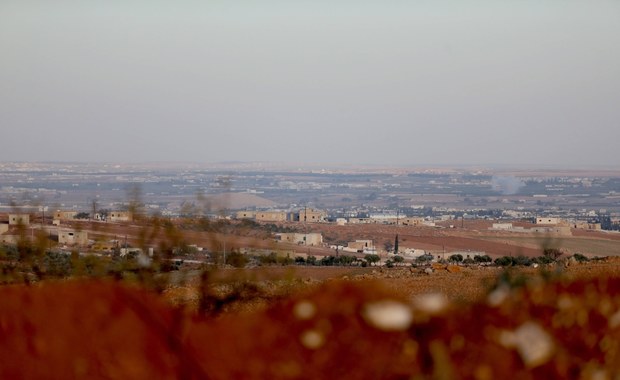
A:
[1, 278, 620, 379]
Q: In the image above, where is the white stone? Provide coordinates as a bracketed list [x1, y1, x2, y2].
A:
[300, 330, 324, 349]
[362, 300, 413, 331]
[293, 301, 316, 320]
[500, 322, 555, 368]
[413, 293, 448, 314]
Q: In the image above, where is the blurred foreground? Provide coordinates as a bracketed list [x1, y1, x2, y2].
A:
[1, 268, 620, 379]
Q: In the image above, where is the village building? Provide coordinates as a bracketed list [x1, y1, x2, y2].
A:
[298, 208, 327, 223]
[399, 217, 424, 226]
[276, 233, 323, 246]
[344, 240, 376, 254]
[8, 214, 29, 226]
[58, 229, 89, 246]
[255, 211, 289, 222]
[571, 222, 602, 230]
[491, 223, 514, 231]
[536, 217, 562, 225]
[531, 226, 572, 236]
[109, 211, 133, 222]
[236, 211, 256, 220]
[53, 210, 78, 221]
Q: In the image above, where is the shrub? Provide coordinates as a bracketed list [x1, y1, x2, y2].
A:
[494, 256, 513, 267]
[573, 253, 589, 263]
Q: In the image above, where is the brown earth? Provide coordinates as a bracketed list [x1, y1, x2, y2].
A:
[3, 261, 620, 379]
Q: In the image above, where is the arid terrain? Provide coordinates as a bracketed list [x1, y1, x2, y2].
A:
[3, 259, 620, 379]
[3, 215, 620, 378]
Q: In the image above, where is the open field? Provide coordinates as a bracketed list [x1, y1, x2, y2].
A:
[163, 258, 620, 314]
[478, 235, 620, 257]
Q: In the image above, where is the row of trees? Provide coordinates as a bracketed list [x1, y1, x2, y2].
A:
[493, 253, 590, 267]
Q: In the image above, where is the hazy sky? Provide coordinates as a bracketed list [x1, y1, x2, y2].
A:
[1, 1, 619, 167]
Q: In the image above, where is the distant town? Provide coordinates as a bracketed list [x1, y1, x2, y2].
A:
[1, 162, 619, 264]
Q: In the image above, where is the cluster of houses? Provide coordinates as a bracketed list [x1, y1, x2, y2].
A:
[0, 213, 89, 246]
[235, 208, 436, 227]
[0, 210, 134, 247]
[236, 208, 327, 223]
[490, 217, 602, 236]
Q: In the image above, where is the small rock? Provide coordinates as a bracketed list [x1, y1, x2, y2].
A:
[362, 300, 414, 331]
[499, 322, 555, 368]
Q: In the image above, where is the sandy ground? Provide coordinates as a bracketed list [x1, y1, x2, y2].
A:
[162, 258, 620, 314]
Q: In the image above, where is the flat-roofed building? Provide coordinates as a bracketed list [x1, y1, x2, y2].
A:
[8, 214, 29, 226]
[298, 208, 327, 223]
[54, 210, 78, 221]
[109, 211, 133, 222]
[531, 226, 572, 236]
[276, 233, 323, 246]
[399, 217, 424, 226]
[345, 240, 375, 253]
[256, 211, 288, 222]
[536, 217, 561, 225]
[236, 211, 256, 220]
[58, 229, 88, 246]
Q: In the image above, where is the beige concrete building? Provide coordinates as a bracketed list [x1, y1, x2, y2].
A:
[298, 208, 326, 223]
[491, 223, 514, 230]
[536, 217, 562, 225]
[58, 229, 89, 246]
[346, 240, 375, 253]
[399, 217, 424, 226]
[8, 214, 29, 226]
[276, 232, 323, 246]
[255, 211, 288, 222]
[0, 235, 17, 244]
[0, 223, 8, 235]
[571, 222, 601, 230]
[54, 210, 78, 221]
[109, 211, 133, 222]
[236, 211, 256, 220]
[531, 226, 572, 236]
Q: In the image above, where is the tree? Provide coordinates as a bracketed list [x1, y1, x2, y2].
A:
[75, 212, 90, 220]
[225, 251, 248, 268]
[513, 255, 532, 266]
[393, 255, 404, 266]
[394, 234, 399, 255]
[415, 254, 433, 263]
[573, 253, 589, 263]
[278, 254, 293, 266]
[474, 255, 492, 263]
[543, 248, 563, 261]
[306, 255, 317, 266]
[448, 254, 463, 263]
[494, 256, 513, 266]
[365, 254, 380, 266]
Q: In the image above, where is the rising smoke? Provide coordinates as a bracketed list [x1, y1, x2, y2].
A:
[491, 176, 526, 195]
